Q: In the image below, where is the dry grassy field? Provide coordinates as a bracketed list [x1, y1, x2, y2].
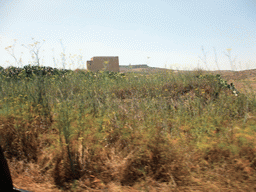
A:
[1, 67, 256, 191]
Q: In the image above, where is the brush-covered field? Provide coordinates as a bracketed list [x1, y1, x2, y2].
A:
[0, 65, 256, 191]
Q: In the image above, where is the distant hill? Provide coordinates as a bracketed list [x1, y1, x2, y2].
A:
[120, 64, 149, 69]
[119, 65, 174, 73]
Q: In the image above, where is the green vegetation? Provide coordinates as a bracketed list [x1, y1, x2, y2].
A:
[1, 41, 256, 191]
[1, 66, 256, 191]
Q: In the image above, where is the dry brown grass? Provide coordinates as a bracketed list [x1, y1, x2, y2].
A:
[1, 68, 256, 191]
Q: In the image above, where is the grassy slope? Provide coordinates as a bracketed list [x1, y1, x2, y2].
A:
[1, 68, 256, 191]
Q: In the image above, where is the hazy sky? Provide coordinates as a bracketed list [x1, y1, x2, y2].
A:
[0, 0, 255, 70]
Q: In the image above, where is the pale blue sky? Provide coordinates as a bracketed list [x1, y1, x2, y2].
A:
[0, 0, 255, 70]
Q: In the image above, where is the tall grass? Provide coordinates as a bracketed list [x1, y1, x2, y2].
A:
[0, 40, 256, 191]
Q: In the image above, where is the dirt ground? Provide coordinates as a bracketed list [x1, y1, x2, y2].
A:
[211, 69, 256, 94]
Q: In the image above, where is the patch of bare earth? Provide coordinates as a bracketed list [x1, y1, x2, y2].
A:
[211, 69, 256, 93]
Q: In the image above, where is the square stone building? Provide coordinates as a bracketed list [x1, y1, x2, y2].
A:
[87, 56, 119, 72]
